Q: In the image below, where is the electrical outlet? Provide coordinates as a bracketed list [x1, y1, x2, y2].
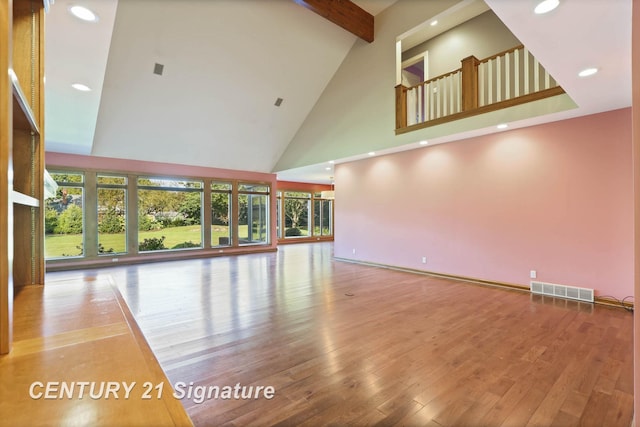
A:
[530, 270, 537, 279]
[422, 256, 427, 264]
[111, 258, 118, 262]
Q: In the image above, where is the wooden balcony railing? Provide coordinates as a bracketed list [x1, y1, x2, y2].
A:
[395, 45, 565, 134]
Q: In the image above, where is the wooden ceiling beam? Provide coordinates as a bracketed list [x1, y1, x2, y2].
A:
[294, 0, 374, 43]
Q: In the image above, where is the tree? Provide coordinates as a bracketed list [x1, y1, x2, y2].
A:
[284, 198, 308, 229]
[211, 193, 229, 225]
[178, 192, 202, 225]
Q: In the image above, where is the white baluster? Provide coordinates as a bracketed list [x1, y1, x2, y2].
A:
[524, 48, 530, 95]
[496, 56, 502, 102]
[505, 52, 510, 100]
[534, 56, 540, 92]
[488, 59, 493, 105]
[515, 48, 520, 97]
[544, 68, 550, 90]
[479, 63, 485, 107]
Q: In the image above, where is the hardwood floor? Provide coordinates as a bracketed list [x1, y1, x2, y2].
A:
[6, 242, 632, 426]
[84, 242, 632, 427]
[0, 272, 192, 426]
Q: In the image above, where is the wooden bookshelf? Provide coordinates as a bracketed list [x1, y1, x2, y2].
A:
[1, 0, 46, 354]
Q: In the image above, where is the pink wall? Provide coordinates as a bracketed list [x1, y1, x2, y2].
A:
[335, 109, 633, 300]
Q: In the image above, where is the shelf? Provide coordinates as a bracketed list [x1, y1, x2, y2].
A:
[10, 69, 40, 134]
[12, 190, 39, 207]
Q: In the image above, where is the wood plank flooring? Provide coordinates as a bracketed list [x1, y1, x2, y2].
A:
[82, 242, 633, 427]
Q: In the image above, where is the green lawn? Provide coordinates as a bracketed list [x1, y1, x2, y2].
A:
[45, 225, 232, 258]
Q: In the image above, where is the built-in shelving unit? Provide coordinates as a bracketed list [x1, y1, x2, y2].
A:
[1, 0, 46, 354]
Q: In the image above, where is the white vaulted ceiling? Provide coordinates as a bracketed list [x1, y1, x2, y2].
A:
[45, 0, 631, 182]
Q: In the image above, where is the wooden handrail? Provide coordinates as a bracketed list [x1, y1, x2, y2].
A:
[405, 68, 462, 91]
[478, 44, 525, 64]
[395, 43, 560, 132]
[405, 44, 525, 92]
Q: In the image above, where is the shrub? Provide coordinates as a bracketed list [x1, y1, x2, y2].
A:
[99, 209, 125, 234]
[139, 236, 166, 251]
[55, 205, 83, 234]
[138, 213, 161, 231]
[44, 208, 58, 234]
[171, 241, 200, 249]
[62, 242, 114, 257]
[285, 227, 302, 237]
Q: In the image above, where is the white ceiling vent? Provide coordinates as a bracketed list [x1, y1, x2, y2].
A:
[153, 63, 164, 76]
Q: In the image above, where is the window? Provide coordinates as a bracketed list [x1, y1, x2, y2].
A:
[211, 182, 232, 247]
[276, 192, 282, 239]
[137, 177, 203, 251]
[313, 193, 333, 237]
[284, 191, 310, 238]
[45, 172, 84, 258]
[238, 183, 270, 245]
[97, 175, 127, 254]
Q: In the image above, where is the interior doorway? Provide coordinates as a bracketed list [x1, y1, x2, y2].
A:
[401, 51, 428, 87]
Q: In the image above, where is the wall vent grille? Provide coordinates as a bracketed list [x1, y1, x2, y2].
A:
[530, 281, 594, 303]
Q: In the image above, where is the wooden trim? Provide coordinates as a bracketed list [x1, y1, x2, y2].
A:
[395, 84, 407, 129]
[396, 86, 566, 135]
[478, 44, 524, 64]
[109, 277, 194, 427]
[0, 0, 14, 355]
[405, 68, 461, 92]
[594, 296, 635, 310]
[461, 55, 479, 112]
[294, 0, 374, 43]
[335, 257, 634, 310]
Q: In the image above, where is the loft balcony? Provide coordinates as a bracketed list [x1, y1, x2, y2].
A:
[395, 45, 565, 135]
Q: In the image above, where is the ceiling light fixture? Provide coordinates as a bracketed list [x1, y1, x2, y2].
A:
[578, 67, 598, 77]
[69, 5, 98, 22]
[419, 140, 429, 145]
[534, 0, 559, 14]
[71, 83, 91, 92]
[430, 20, 438, 26]
[325, 167, 331, 171]
[497, 123, 508, 129]
[368, 152, 376, 156]
[328, 160, 335, 164]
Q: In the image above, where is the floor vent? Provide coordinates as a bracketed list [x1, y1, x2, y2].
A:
[530, 281, 594, 303]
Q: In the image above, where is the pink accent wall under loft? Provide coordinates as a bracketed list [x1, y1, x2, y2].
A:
[335, 108, 633, 300]
[45, 152, 279, 250]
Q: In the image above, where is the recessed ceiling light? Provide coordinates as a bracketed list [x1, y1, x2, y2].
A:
[325, 167, 331, 171]
[497, 123, 508, 129]
[578, 67, 598, 77]
[71, 83, 91, 91]
[69, 5, 98, 22]
[328, 160, 335, 164]
[368, 152, 376, 156]
[430, 20, 438, 26]
[534, 0, 559, 14]
[419, 140, 429, 145]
